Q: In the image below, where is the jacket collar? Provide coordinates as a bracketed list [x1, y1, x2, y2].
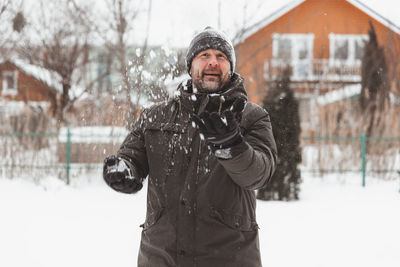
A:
[175, 73, 248, 115]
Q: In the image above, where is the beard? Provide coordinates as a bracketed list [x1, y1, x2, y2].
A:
[192, 72, 230, 93]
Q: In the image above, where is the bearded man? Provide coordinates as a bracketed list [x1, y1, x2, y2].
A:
[103, 26, 277, 267]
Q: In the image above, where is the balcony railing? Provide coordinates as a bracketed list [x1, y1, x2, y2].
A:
[264, 59, 361, 82]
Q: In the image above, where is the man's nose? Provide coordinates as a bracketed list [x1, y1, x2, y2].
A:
[208, 55, 219, 67]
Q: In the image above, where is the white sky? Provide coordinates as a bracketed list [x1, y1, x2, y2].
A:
[20, 0, 400, 48]
[143, 0, 400, 47]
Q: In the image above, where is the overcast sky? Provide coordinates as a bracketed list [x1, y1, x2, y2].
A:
[21, 0, 400, 48]
[143, 0, 400, 47]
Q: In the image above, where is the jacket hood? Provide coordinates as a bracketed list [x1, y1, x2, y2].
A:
[175, 72, 248, 114]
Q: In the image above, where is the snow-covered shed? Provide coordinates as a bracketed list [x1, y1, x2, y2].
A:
[0, 59, 61, 116]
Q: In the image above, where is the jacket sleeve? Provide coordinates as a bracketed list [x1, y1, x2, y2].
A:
[117, 110, 149, 181]
[217, 104, 277, 190]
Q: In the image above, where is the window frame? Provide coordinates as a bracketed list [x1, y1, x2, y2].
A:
[2, 70, 18, 96]
[272, 33, 315, 61]
[272, 33, 315, 79]
[329, 33, 368, 66]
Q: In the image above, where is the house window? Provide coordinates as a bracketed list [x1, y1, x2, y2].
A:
[97, 53, 112, 94]
[329, 34, 368, 65]
[276, 38, 292, 61]
[2, 70, 18, 95]
[272, 33, 314, 78]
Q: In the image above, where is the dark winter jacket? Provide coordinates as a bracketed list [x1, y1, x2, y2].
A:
[117, 73, 277, 267]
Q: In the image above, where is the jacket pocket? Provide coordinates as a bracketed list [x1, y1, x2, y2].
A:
[209, 206, 259, 232]
[145, 122, 186, 179]
[145, 122, 185, 153]
[140, 207, 164, 231]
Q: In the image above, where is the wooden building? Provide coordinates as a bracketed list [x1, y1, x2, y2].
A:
[235, 0, 400, 135]
[0, 59, 61, 116]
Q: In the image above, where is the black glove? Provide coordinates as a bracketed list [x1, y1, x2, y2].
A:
[103, 155, 143, 193]
[193, 98, 248, 159]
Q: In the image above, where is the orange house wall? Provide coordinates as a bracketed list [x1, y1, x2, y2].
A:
[236, 0, 400, 104]
[0, 62, 57, 103]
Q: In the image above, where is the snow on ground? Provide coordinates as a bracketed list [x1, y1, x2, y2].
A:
[0, 172, 399, 267]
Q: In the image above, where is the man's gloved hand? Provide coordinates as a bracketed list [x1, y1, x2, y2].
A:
[193, 98, 248, 159]
[103, 155, 143, 193]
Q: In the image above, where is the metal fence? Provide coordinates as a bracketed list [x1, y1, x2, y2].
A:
[0, 128, 125, 184]
[1, 129, 399, 185]
[301, 134, 400, 184]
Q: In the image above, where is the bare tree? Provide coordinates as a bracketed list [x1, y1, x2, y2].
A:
[0, 0, 12, 54]
[105, 0, 152, 120]
[0, 0, 9, 18]
[73, 0, 185, 123]
[16, 0, 109, 123]
[69, 0, 154, 123]
[115, 0, 187, 119]
[69, 0, 189, 130]
[1, 0, 27, 50]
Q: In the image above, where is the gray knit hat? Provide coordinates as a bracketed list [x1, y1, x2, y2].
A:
[186, 26, 236, 75]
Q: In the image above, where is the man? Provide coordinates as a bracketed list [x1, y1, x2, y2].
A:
[103, 26, 277, 267]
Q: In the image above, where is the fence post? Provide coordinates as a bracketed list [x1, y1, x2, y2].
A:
[66, 127, 71, 185]
[361, 132, 366, 187]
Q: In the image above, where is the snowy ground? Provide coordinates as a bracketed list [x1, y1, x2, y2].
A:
[1, 172, 399, 267]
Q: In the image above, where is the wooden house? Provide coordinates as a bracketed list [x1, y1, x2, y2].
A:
[0, 59, 61, 116]
[235, 0, 400, 136]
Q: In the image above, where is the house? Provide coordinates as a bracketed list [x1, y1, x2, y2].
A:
[0, 59, 61, 117]
[235, 0, 400, 136]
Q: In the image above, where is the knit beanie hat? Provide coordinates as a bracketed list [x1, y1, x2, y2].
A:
[186, 26, 236, 75]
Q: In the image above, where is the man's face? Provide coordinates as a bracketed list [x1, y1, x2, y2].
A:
[190, 49, 231, 93]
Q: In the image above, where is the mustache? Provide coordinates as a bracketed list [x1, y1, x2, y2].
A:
[201, 70, 222, 77]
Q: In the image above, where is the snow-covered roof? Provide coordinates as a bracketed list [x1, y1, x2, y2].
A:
[238, 0, 400, 44]
[58, 126, 129, 144]
[349, 0, 400, 35]
[0, 100, 25, 116]
[317, 84, 361, 105]
[237, 0, 304, 44]
[1, 59, 63, 93]
[317, 84, 400, 106]
[0, 99, 50, 117]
